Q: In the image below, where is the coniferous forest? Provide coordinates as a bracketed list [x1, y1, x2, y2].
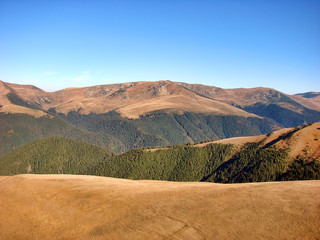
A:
[1, 134, 319, 183]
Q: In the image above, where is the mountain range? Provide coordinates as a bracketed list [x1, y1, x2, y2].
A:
[1, 80, 320, 155]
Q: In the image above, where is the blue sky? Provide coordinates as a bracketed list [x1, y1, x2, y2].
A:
[0, 0, 319, 94]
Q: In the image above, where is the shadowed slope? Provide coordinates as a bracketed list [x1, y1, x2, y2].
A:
[0, 113, 124, 155]
[0, 174, 319, 240]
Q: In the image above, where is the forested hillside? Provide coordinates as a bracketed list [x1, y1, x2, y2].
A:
[1, 123, 319, 182]
[0, 111, 278, 156]
[91, 144, 235, 181]
[0, 113, 125, 155]
[0, 137, 114, 175]
[60, 110, 278, 148]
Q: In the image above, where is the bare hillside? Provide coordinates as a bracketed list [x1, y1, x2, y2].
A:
[0, 81, 47, 117]
[181, 82, 320, 112]
[290, 92, 320, 111]
[197, 122, 320, 160]
[1, 80, 254, 118]
[0, 174, 319, 240]
[2, 80, 320, 116]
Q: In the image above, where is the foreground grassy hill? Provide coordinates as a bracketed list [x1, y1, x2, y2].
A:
[1, 123, 319, 182]
[0, 174, 319, 240]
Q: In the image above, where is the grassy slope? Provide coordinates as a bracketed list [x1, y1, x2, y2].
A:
[0, 174, 319, 240]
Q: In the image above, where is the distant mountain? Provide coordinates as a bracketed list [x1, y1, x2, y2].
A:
[2, 80, 319, 121]
[290, 92, 320, 111]
[1, 80, 255, 117]
[1, 122, 319, 182]
[1, 80, 320, 155]
[181, 83, 320, 126]
[295, 92, 320, 98]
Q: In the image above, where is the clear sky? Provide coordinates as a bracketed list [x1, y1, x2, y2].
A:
[0, 0, 319, 94]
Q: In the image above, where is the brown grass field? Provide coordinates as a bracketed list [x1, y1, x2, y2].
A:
[0, 174, 319, 240]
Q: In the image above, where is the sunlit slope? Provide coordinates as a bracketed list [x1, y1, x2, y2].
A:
[0, 174, 319, 240]
[2, 80, 320, 127]
[182, 82, 320, 112]
[0, 80, 47, 117]
[2, 80, 255, 117]
[202, 121, 320, 160]
[292, 92, 320, 111]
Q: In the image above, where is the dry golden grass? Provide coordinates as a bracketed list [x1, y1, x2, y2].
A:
[0, 81, 47, 117]
[196, 127, 294, 147]
[290, 94, 320, 111]
[195, 122, 320, 160]
[3, 80, 320, 117]
[117, 94, 255, 119]
[3, 80, 320, 118]
[0, 174, 319, 240]
[0, 104, 47, 117]
[180, 83, 320, 113]
[180, 83, 283, 107]
[2, 80, 257, 118]
[49, 81, 256, 117]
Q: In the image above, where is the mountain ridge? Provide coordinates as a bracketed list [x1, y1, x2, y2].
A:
[2, 80, 320, 116]
[1, 80, 257, 118]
